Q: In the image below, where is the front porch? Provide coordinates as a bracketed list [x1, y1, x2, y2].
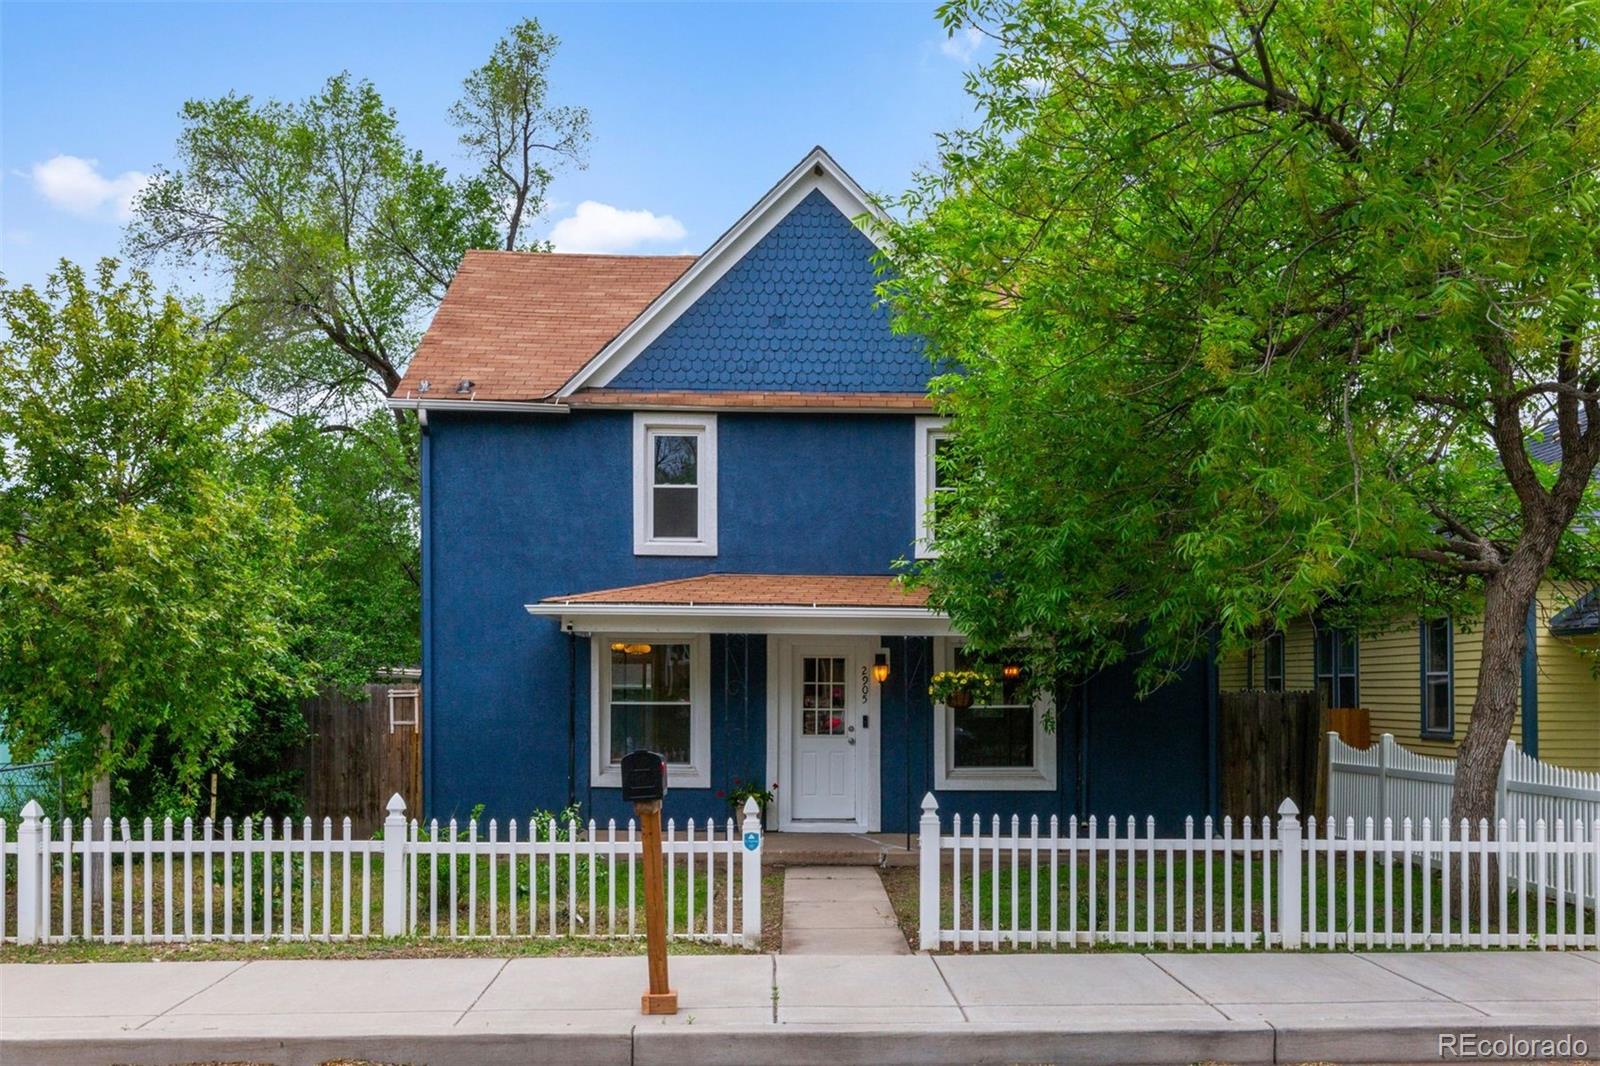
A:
[762, 830, 919, 868]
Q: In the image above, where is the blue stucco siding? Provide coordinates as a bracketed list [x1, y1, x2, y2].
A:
[875, 637, 1213, 835]
[605, 190, 930, 393]
[422, 410, 918, 823]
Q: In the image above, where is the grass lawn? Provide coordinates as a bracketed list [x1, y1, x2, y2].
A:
[879, 853, 1588, 952]
[3, 850, 785, 960]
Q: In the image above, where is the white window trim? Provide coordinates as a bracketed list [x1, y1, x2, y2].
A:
[591, 633, 712, 789]
[914, 416, 951, 559]
[633, 413, 717, 556]
[931, 638, 1057, 791]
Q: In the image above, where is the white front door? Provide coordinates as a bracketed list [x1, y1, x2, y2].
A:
[790, 645, 860, 822]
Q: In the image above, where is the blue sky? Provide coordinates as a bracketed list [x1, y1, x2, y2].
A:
[1, 2, 988, 294]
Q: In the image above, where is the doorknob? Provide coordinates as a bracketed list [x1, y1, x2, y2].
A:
[847, 737, 856, 745]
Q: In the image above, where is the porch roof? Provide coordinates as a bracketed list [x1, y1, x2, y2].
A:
[526, 573, 953, 636]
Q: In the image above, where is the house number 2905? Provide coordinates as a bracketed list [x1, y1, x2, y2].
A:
[860, 666, 869, 704]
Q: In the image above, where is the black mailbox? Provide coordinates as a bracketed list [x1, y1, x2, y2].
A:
[620, 750, 668, 803]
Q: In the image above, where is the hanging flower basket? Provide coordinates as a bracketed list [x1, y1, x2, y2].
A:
[929, 669, 998, 710]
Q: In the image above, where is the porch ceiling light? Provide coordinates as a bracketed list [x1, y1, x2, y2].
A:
[611, 642, 654, 656]
[872, 651, 890, 683]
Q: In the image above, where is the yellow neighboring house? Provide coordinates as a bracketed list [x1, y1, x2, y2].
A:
[1219, 583, 1599, 771]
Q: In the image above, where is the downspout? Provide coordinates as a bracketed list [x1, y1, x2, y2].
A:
[567, 631, 578, 810]
[418, 408, 433, 821]
[1206, 632, 1220, 821]
[1521, 604, 1539, 757]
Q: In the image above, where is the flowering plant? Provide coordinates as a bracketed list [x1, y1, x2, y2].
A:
[929, 669, 999, 709]
[718, 778, 776, 815]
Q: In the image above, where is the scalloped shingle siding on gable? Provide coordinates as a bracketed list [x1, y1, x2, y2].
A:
[606, 189, 930, 392]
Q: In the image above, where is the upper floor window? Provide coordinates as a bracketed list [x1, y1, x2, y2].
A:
[1315, 626, 1358, 708]
[1263, 632, 1285, 692]
[633, 413, 717, 555]
[914, 417, 953, 557]
[1420, 616, 1454, 738]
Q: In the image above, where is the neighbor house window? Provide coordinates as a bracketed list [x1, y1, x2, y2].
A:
[1263, 632, 1285, 692]
[1420, 616, 1454, 739]
[1315, 626, 1359, 708]
[593, 634, 710, 787]
[633, 413, 717, 555]
[933, 640, 1055, 791]
[914, 417, 953, 557]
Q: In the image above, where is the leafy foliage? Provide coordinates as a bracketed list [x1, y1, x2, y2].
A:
[882, 0, 1600, 700]
[0, 261, 310, 816]
[127, 72, 501, 413]
[452, 17, 590, 251]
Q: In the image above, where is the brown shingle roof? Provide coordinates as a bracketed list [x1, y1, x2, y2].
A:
[542, 574, 929, 609]
[394, 250, 695, 402]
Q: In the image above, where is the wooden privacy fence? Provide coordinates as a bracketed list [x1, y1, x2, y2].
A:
[916, 793, 1598, 951]
[1218, 690, 1322, 821]
[1, 796, 764, 948]
[295, 680, 422, 838]
[1329, 732, 1600, 907]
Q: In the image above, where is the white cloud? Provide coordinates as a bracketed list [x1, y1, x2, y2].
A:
[30, 155, 150, 220]
[940, 26, 985, 64]
[549, 200, 686, 254]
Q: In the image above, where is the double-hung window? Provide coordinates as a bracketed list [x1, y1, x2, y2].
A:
[933, 641, 1055, 791]
[914, 417, 953, 558]
[1262, 632, 1285, 692]
[1420, 616, 1454, 738]
[593, 635, 710, 787]
[1314, 626, 1359, 708]
[633, 414, 717, 555]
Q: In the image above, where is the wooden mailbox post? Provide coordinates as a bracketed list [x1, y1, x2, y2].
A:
[621, 751, 676, 1015]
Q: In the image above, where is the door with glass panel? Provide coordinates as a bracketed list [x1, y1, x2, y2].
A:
[790, 647, 858, 821]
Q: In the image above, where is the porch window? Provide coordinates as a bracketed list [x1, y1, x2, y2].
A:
[593, 634, 711, 787]
[933, 640, 1056, 791]
[1315, 626, 1358, 708]
[1420, 616, 1454, 739]
[633, 413, 717, 555]
[914, 417, 952, 558]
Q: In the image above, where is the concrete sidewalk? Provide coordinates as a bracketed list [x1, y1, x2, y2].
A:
[2, 951, 1596, 1065]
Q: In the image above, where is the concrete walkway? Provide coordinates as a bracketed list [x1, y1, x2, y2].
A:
[780, 866, 909, 955]
[3, 951, 1596, 1064]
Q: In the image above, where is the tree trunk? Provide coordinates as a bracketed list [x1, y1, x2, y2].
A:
[88, 726, 112, 911]
[1448, 537, 1554, 921]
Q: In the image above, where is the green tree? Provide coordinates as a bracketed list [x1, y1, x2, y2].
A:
[127, 73, 500, 418]
[883, 0, 1600, 829]
[0, 261, 309, 816]
[452, 16, 590, 251]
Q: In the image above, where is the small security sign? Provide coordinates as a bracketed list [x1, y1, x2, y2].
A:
[744, 831, 760, 851]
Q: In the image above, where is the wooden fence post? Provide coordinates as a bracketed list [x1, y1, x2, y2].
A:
[1276, 797, 1302, 949]
[16, 800, 43, 945]
[381, 793, 407, 937]
[919, 792, 941, 951]
[741, 797, 762, 949]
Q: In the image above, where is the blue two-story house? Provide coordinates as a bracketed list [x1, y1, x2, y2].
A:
[390, 148, 1218, 833]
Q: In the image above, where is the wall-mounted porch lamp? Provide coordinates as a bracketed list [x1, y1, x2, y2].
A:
[872, 651, 891, 683]
[1001, 662, 1022, 681]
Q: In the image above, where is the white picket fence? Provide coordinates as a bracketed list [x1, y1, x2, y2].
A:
[1328, 733, 1600, 907]
[916, 794, 1599, 951]
[1, 795, 763, 947]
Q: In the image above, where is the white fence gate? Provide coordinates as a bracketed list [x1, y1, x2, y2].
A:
[2, 795, 764, 948]
[916, 793, 1598, 952]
